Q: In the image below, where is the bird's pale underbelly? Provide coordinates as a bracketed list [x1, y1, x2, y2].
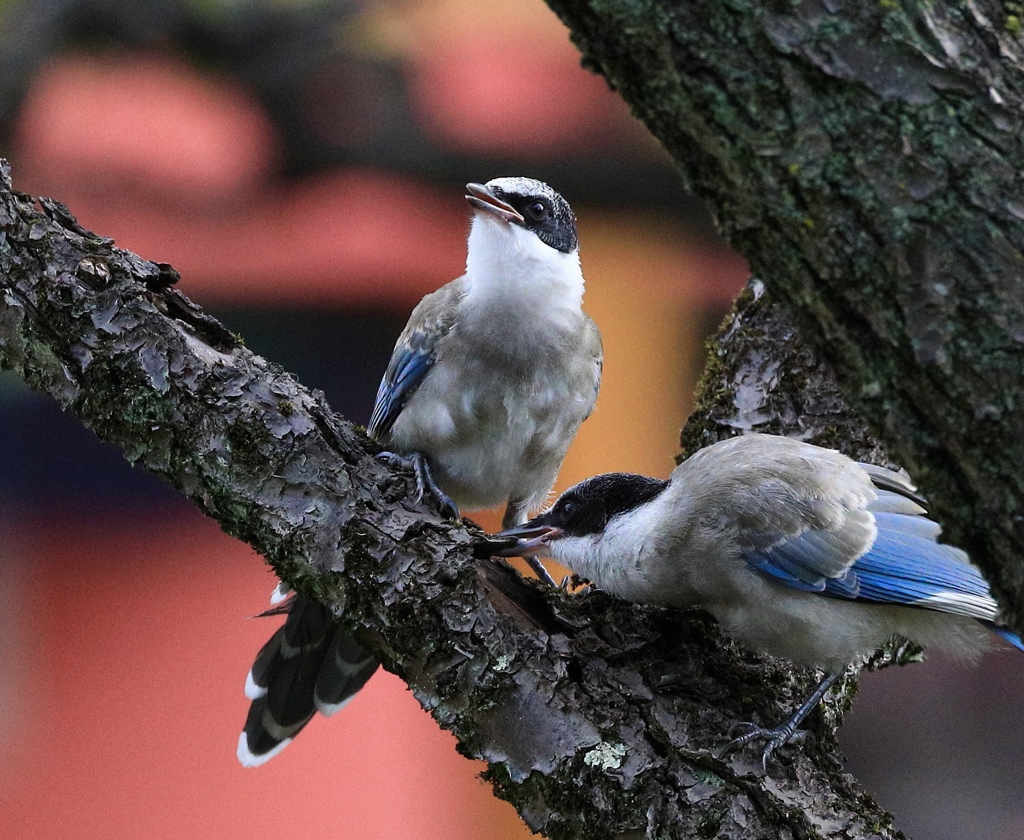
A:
[386, 372, 582, 513]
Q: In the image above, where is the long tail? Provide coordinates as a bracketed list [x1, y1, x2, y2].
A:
[237, 594, 379, 767]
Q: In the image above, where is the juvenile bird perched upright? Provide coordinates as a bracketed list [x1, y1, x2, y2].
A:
[238, 177, 603, 766]
[494, 433, 1024, 765]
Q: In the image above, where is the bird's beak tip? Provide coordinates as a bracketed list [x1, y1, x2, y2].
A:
[465, 183, 525, 225]
[485, 524, 563, 556]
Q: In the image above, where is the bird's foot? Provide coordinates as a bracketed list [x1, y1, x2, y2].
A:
[718, 721, 806, 769]
[559, 575, 594, 595]
[716, 670, 841, 769]
[377, 450, 460, 520]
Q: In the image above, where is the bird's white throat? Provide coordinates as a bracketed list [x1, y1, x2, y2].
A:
[463, 215, 585, 332]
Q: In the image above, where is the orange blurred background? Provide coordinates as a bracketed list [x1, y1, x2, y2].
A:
[0, 1, 1021, 839]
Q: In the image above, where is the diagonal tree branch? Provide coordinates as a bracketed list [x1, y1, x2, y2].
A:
[1, 159, 907, 838]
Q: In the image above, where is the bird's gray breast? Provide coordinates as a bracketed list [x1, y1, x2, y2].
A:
[386, 324, 594, 511]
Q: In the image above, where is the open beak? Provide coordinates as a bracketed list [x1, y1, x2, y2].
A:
[489, 523, 564, 556]
[465, 183, 525, 225]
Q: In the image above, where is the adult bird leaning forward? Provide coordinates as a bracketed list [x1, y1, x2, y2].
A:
[493, 433, 1024, 766]
[237, 177, 603, 766]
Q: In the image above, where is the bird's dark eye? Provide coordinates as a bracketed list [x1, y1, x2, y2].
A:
[559, 499, 577, 518]
[526, 201, 547, 220]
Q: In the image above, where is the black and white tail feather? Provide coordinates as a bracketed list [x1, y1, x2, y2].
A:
[237, 590, 379, 767]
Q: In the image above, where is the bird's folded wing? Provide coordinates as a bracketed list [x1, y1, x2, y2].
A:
[744, 471, 999, 621]
[367, 281, 461, 439]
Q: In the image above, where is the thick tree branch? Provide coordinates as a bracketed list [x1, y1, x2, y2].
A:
[546, 0, 1024, 633]
[1, 161, 907, 838]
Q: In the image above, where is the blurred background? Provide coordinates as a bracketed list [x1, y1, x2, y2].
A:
[0, 1, 1020, 838]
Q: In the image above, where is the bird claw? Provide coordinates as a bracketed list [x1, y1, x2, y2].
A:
[718, 721, 804, 769]
[725, 721, 762, 741]
[558, 576, 594, 595]
[376, 451, 408, 470]
[377, 450, 461, 520]
[716, 671, 840, 769]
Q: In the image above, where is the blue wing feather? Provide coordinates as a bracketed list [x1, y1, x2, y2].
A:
[739, 459, 1021, 648]
[984, 622, 1024, 652]
[821, 573, 861, 600]
[747, 554, 827, 592]
[862, 522, 980, 592]
[871, 510, 940, 540]
[366, 283, 460, 441]
[367, 342, 436, 439]
[745, 521, 869, 593]
[851, 528, 997, 618]
[744, 479, 999, 620]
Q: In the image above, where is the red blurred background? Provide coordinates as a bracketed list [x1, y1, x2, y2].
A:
[0, 1, 1020, 838]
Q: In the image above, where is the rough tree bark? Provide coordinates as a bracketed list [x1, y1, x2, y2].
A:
[1, 4, 1021, 838]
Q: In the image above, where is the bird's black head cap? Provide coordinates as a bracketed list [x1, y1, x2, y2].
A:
[537, 473, 668, 537]
[484, 176, 578, 254]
